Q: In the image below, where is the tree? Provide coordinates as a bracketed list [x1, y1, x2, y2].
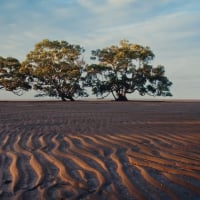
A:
[85, 40, 172, 101]
[22, 39, 87, 101]
[0, 56, 31, 95]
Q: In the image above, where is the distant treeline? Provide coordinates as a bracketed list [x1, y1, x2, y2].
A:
[0, 39, 172, 101]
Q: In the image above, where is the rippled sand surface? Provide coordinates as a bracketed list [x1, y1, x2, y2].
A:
[0, 101, 199, 200]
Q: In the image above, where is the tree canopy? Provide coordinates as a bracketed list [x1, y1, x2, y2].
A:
[0, 39, 172, 101]
[85, 40, 172, 101]
[0, 56, 31, 95]
[22, 39, 87, 101]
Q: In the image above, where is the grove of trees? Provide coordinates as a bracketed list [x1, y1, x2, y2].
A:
[86, 40, 172, 101]
[0, 39, 172, 101]
[21, 39, 87, 101]
[0, 56, 31, 95]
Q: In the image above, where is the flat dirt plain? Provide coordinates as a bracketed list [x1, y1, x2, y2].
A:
[0, 101, 199, 200]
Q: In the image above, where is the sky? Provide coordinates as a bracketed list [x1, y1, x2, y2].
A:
[0, 0, 200, 100]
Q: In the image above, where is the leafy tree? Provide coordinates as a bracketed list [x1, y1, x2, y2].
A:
[0, 56, 31, 95]
[22, 39, 87, 101]
[85, 40, 172, 101]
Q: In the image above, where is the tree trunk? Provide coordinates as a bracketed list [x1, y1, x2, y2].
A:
[60, 92, 75, 101]
[61, 96, 66, 101]
[116, 93, 128, 101]
[68, 97, 75, 101]
[61, 96, 75, 101]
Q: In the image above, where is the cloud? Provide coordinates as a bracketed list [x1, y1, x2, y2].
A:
[80, 10, 199, 47]
[78, 0, 133, 14]
[75, 0, 136, 33]
[0, 0, 199, 99]
[76, 9, 200, 99]
[108, 0, 133, 6]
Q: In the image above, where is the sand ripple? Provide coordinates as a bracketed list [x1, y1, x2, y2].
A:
[0, 131, 199, 200]
[0, 101, 200, 199]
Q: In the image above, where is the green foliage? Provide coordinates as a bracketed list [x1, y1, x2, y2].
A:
[23, 39, 87, 101]
[86, 40, 172, 100]
[0, 39, 172, 101]
[0, 56, 31, 95]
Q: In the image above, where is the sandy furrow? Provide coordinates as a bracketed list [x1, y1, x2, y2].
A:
[116, 134, 158, 156]
[0, 167, 3, 192]
[143, 134, 175, 147]
[25, 132, 35, 150]
[28, 154, 43, 190]
[117, 134, 141, 145]
[71, 135, 105, 156]
[51, 135, 88, 189]
[156, 134, 189, 146]
[69, 135, 103, 156]
[168, 134, 200, 146]
[133, 133, 182, 149]
[135, 165, 179, 200]
[63, 136, 106, 192]
[123, 133, 200, 167]
[7, 134, 32, 193]
[94, 135, 126, 150]
[0, 134, 9, 152]
[25, 133, 46, 190]
[183, 133, 200, 144]
[117, 134, 156, 151]
[95, 135, 146, 199]
[13, 135, 44, 191]
[116, 134, 143, 143]
[110, 149, 146, 200]
[82, 135, 117, 158]
[159, 150, 200, 166]
[0, 101, 200, 200]
[158, 134, 200, 158]
[2, 132, 18, 152]
[107, 135, 161, 160]
[163, 172, 200, 197]
[82, 135, 133, 198]
[38, 134, 48, 149]
[127, 155, 200, 180]
[127, 150, 177, 169]
[68, 135, 108, 172]
[81, 135, 109, 156]
[116, 135, 200, 174]
[36, 147, 82, 200]
[146, 134, 177, 150]
[143, 135, 200, 171]
[6, 151, 19, 193]
[112, 134, 143, 147]
[131, 148, 199, 173]
[29, 133, 43, 150]
[170, 144, 200, 159]
[37, 149, 77, 187]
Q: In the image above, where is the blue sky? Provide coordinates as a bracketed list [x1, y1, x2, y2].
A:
[0, 0, 200, 100]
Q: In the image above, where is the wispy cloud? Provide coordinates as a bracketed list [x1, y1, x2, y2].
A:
[0, 0, 199, 99]
[78, 0, 133, 12]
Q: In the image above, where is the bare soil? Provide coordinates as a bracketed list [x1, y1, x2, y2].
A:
[0, 101, 199, 200]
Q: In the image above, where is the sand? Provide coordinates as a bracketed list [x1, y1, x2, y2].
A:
[0, 101, 199, 200]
